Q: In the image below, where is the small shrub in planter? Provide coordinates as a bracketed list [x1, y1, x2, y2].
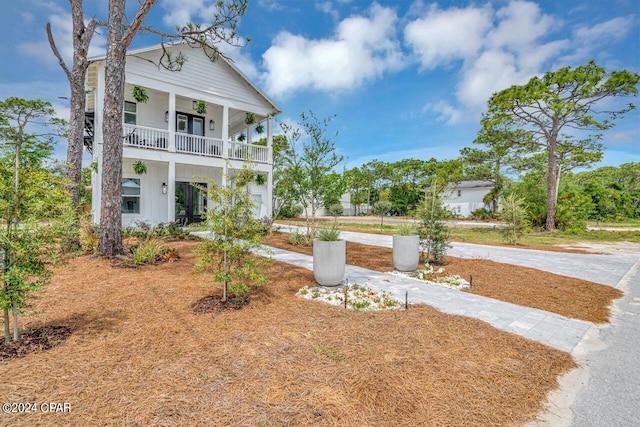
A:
[313, 225, 345, 286]
[393, 223, 419, 272]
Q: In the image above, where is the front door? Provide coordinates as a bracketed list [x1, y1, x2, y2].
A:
[175, 182, 206, 225]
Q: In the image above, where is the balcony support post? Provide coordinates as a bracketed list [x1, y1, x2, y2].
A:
[222, 105, 229, 159]
[168, 92, 176, 152]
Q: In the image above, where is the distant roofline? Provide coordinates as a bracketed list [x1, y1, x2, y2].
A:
[449, 180, 495, 189]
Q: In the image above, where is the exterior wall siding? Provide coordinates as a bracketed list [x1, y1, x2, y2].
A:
[125, 46, 271, 113]
[442, 187, 492, 217]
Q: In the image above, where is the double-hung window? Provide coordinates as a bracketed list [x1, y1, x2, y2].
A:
[122, 178, 141, 214]
[124, 101, 137, 125]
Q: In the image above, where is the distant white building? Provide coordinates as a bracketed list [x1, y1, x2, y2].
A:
[441, 180, 494, 217]
[303, 192, 356, 217]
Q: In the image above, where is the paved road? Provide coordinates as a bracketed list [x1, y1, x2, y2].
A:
[569, 260, 640, 427]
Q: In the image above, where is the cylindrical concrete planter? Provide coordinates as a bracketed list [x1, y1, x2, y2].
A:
[313, 239, 346, 287]
[393, 235, 420, 272]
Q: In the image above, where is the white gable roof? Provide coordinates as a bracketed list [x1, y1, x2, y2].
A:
[89, 43, 280, 116]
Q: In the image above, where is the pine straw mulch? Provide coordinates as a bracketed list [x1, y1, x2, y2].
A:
[0, 240, 575, 426]
[261, 232, 622, 324]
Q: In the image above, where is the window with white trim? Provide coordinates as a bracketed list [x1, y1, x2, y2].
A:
[122, 178, 140, 214]
[124, 101, 137, 125]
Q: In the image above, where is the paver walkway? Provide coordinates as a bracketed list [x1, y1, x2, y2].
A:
[275, 224, 638, 287]
[193, 227, 639, 353]
[256, 244, 591, 353]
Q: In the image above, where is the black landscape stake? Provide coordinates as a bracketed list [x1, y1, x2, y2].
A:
[344, 278, 348, 309]
[405, 290, 408, 310]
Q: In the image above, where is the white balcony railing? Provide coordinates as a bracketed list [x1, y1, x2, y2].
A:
[176, 134, 223, 157]
[122, 124, 269, 163]
[229, 141, 269, 163]
[123, 124, 169, 150]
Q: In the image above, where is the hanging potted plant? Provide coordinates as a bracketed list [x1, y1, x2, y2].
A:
[195, 100, 207, 114]
[245, 112, 255, 125]
[132, 86, 149, 103]
[392, 223, 419, 272]
[313, 226, 345, 287]
[254, 122, 264, 134]
[132, 160, 147, 175]
[237, 133, 246, 142]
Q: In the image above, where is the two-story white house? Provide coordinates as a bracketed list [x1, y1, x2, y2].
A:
[85, 43, 280, 226]
[441, 180, 495, 217]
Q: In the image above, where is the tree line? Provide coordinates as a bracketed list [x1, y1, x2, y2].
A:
[272, 62, 639, 233]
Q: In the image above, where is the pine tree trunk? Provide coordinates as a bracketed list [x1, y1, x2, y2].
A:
[66, 81, 84, 207]
[64, 74, 87, 250]
[546, 140, 558, 231]
[98, 0, 127, 256]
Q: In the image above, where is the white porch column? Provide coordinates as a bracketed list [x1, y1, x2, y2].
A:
[266, 115, 273, 165]
[168, 92, 176, 152]
[221, 105, 229, 159]
[92, 144, 103, 224]
[168, 160, 175, 222]
[92, 63, 106, 225]
[266, 171, 273, 218]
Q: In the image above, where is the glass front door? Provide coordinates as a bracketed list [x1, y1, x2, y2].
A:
[175, 182, 207, 225]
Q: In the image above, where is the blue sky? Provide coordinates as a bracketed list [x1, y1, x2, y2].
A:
[1, 0, 639, 170]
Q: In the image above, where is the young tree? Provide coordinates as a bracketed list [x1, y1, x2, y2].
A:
[256, 134, 293, 219]
[499, 193, 529, 245]
[0, 98, 73, 342]
[416, 181, 451, 264]
[279, 111, 343, 236]
[372, 201, 392, 229]
[194, 165, 269, 302]
[480, 61, 639, 230]
[326, 202, 344, 222]
[344, 167, 368, 215]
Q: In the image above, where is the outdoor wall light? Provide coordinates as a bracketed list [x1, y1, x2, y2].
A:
[192, 100, 198, 110]
[209, 120, 215, 131]
[162, 182, 167, 194]
[164, 111, 169, 122]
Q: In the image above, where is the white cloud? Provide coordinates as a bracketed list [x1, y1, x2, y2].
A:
[261, 3, 404, 97]
[405, 0, 573, 118]
[424, 101, 464, 125]
[404, 4, 492, 69]
[487, 0, 557, 51]
[160, 0, 208, 27]
[574, 16, 634, 44]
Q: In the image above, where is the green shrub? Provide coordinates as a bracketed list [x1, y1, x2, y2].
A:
[326, 203, 344, 218]
[80, 223, 99, 254]
[470, 207, 494, 220]
[278, 204, 303, 219]
[129, 239, 171, 265]
[395, 222, 417, 236]
[316, 226, 341, 241]
[288, 231, 312, 246]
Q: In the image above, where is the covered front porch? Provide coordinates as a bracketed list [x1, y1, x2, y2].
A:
[91, 159, 271, 226]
